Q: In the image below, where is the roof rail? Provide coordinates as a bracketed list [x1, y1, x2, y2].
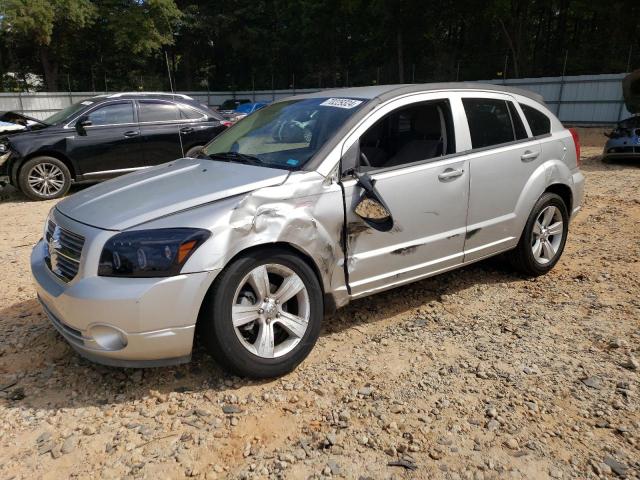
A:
[107, 92, 193, 100]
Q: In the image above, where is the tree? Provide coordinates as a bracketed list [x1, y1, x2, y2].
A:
[0, 0, 96, 90]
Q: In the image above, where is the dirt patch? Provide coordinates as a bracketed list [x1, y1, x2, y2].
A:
[1, 138, 639, 479]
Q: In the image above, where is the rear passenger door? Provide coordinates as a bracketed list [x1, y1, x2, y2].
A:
[460, 93, 542, 261]
[137, 100, 184, 165]
[176, 103, 226, 152]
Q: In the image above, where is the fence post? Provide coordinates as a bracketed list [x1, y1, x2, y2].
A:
[17, 91, 24, 114]
[503, 55, 509, 84]
[556, 50, 569, 119]
[67, 74, 73, 106]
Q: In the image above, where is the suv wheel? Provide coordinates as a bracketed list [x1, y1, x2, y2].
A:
[200, 249, 323, 378]
[185, 145, 204, 158]
[18, 156, 71, 201]
[508, 192, 569, 275]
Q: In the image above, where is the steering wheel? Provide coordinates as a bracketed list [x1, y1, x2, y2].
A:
[360, 151, 371, 167]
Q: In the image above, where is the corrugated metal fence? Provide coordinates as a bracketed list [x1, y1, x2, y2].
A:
[484, 73, 631, 124]
[0, 73, 633, 125]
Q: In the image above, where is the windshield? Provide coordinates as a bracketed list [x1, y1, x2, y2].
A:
[44, 100, 94, 124]
[203, 97, 366, 170]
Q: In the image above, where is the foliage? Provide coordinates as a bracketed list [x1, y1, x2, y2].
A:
[0, 0, 639, 91]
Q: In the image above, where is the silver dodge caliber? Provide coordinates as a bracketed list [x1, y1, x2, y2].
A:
[31, 84, 585, 377]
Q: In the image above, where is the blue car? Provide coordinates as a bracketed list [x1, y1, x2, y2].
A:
[603, 116, 640, 159]
[230, 102, 268, 123]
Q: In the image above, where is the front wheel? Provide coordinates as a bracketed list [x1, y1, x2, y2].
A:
[200, 249, 323, 378]
[18, 156, 71, 201]
[507, 192, 569, 276]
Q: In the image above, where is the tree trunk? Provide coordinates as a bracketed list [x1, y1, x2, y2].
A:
[182, 48, 194, 90]
[397, 30, 404, 83]
[498, 18, 520, 78]
[39, 47, 59, 91]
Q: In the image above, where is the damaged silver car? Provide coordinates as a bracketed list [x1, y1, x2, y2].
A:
[31, 84, 585, 377]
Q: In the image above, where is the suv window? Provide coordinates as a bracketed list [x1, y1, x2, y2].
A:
[179, 106, 204, 120]
[86, 102, 134, 126]
[138, 101, 179, 122]
[463, 98, 518, 149]
[520, 104, 551, 136]
[358, 101, 455, 170]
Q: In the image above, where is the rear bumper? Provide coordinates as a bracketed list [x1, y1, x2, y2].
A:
[31, 238, 218, 368]
[570, 169, 585, 219]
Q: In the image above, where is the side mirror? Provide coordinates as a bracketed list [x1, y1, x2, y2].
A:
[352, 172, 394, 232]
[76, 116, 92, 131]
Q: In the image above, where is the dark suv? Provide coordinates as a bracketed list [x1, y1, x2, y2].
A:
[0, 93, 227, 200]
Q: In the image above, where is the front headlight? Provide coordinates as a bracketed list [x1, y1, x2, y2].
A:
[98, 228, 210, 278]
[0, 143, 7, 153]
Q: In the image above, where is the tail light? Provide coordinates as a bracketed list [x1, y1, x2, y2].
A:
[569, 128, 580, 166]
[221, 120, 233, 128]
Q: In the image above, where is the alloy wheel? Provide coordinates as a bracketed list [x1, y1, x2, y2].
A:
[231, 263, 310, 358]
[531, 205, 564, 264]
[27, 163, 65, 197]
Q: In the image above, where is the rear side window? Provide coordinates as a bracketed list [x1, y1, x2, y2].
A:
[179, 106, 204, 120]
[462, 98, 517, 149]
[507, 102, 528, 139]
[138, 101, 179, 122]
[520, 104, 551, 136]
[86, 102, 134, 126]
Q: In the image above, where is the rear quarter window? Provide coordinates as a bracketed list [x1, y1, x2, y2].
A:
[520, 104, 551, 136]
[179, 106, 204, 120]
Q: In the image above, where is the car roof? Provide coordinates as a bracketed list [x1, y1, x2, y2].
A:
[299, 83, 547, 173]
[85, 93, 219, 117]
[285, 82, 546, 106]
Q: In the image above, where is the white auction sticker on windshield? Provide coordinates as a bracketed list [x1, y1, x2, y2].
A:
[320, 98, 363, 109]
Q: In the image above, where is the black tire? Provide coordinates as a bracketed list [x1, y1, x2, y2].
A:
[200, 249, 323, 378]
[18, 156, 72, 201]
[507, 192, 569, 276]
[185, 145, 204, 158]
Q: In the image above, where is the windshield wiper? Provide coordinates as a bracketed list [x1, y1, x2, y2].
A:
[207, 151, 266, 166]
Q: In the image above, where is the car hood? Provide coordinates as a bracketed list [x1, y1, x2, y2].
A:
[56, 158, 290, 230]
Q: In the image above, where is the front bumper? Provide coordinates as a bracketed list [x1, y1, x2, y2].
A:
[31, 238, 218, 368]
[0, 151, 11, 185]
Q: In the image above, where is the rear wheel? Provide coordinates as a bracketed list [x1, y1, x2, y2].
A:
[200, 249, 323, 378]
[508, 192, 569, 276]
[185, 145, 204, 158]
[18, 156, 71, 201]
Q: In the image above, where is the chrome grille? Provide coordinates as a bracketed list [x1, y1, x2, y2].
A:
[45, 219, 85, 282]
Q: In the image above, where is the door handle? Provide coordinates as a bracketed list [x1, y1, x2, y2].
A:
[180, 127, 194, 134]
[521, 150, 539, 161]
[438, 168, 464, 181]
[123, 130, 139, 138]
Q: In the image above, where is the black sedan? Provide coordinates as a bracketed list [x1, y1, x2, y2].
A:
[0, 93, 228, 200]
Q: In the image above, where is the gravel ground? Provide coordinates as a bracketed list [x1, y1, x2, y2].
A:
[0, 131, 638, 479]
